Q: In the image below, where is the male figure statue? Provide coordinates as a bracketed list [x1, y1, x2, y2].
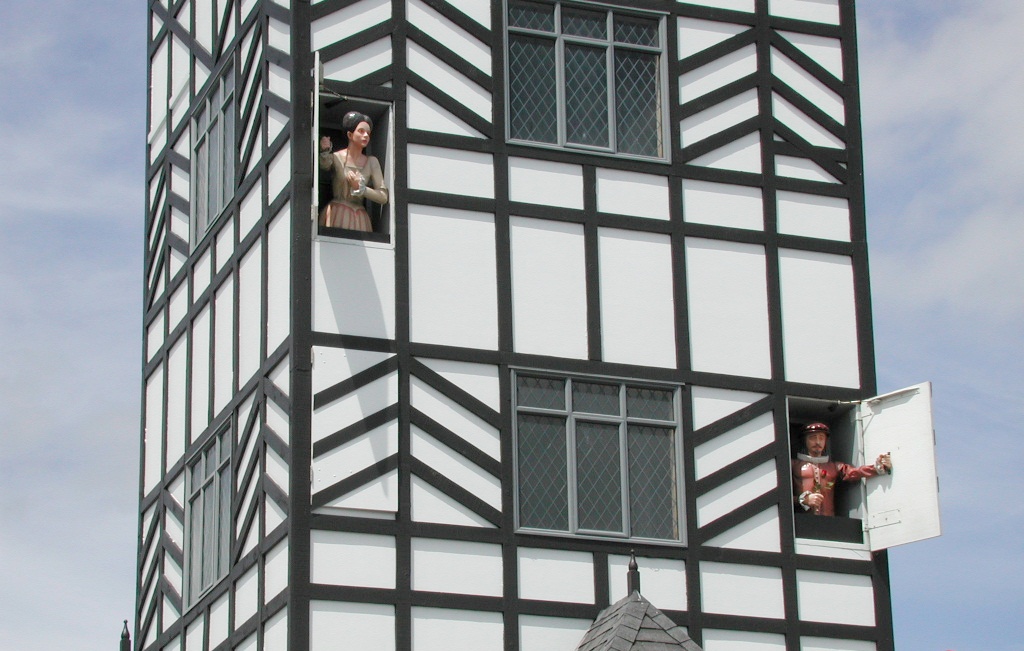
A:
[793, 422, 892, 516]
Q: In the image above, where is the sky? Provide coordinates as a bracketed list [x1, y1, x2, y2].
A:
[0, 1, 1021, 650]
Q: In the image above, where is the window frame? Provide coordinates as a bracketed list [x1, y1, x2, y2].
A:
[184, 424, 233, 606]
[512, 369, 686, 544]
[190, 64, 236, 249]
[504, 0, 670, 161]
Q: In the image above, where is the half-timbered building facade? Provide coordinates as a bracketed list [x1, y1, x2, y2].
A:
[136, 1, 941, 650]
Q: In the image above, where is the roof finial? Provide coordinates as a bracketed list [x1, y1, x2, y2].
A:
[627, 549, 641, 596]
[121, 620, 131, 651]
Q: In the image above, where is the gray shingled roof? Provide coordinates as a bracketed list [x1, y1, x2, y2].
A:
[575, 591, 703, 651]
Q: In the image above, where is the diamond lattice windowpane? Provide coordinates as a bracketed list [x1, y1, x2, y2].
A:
[573, 381, 620, 415]
[509, 36, 558, 144]
[576, 422, 623, 532]
[626, 386, 674, 421]
[615, 50, 661, 157]
[509, 0, 554, 31]
[614, 15, 659, 46]
[518, 414, 569, 530]
[517, 375, 566, 410]
[628, 425, 678, 539]
[562, 7, 606, 39]
[565, 44, 609, 148]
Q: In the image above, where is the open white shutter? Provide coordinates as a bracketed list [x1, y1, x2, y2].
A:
[312, 52, 322, 225]
[857, 382, 941, 551]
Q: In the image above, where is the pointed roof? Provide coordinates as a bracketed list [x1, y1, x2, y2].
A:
[574, 591, 703, 651]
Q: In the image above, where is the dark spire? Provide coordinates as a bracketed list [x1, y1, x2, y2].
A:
[121, 620, 131, 651]
[627, 549, 641, 595]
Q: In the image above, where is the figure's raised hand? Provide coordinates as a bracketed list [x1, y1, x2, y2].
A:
[877, 452, 892, 472]
[320, 136, 333, 152]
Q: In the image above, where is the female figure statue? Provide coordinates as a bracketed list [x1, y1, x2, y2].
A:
[318, 111, 388, 232]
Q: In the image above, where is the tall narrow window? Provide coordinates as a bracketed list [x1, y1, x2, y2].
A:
[514, 372, 683, 542]
[192, 66, 235, 246]
[185, 426, 232, 604]
[507, 1, 666, 159]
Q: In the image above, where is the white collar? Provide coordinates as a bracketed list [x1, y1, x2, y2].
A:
[797, 453, 830, 464]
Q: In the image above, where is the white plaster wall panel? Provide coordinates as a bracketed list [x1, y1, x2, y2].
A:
[771, 50, 844, 124]
[238, 240, 262, 386]
[681, 179, 763, 230]
[191, 304, 212, 440]
[263, 608, 288, 650]
[412, 607, 504, 651]
[144, 366, 165, 494]
[509, 158, 584, 209]
[681, 89, 759, 148]
[265, 446, 289, 496]
[608, 555, 687, 610]
[184, 616, 203, 651]
[265, 539, 288, 603]
[595, 168, 670, 220]
[264, 498, 286, 542]
[694, 412, 775, 480]
[696, 460, 777, 527]
[801, 637, 876, 651]
[238, 457, 261, 541]
[241, 0, 259, 23]
[412, 427, 501, 509]
[268, 17, 289, 53]
[598, 229, 676, 368]
[310, 601, 395, 651]
[162, 597, 180, 635]
[411, 475, 495, 527]
[213, 276, 235, 415]
[408, 43, 491, 121]
[690, 132, 762, 173]
[215, 218, 234, 272]
[267, 141, 291, 203]
[411, 538, 503, 596]
[685, 238, 771, 378]
[312, 347, 393, 393]
[321, 469, 399, 513]
[312, 422, 399, 493]
[311, 372, 398, 443]
[268, 63, 291, 103]
[170, 35, 190, 128]
[193, 59, 212, 108]
[147, 311, 165, 362]
[163, 635, 181, 651]
[794, 540, 871, 560]
[322, 38, 393, 81]
[171, 207, 189, 241]
[779, 249, 859, 387]
[166, 336, 187, 469]
[409, 205, 498, 348]
[268, 356, 290, 398]
[234, 634, 256, 651]
[409, 0, 490, 73]
[691, 386, 767, 430]
[703, 630, 787, 651]
[149, 124, 167, 165]
[705, 506, 781, 552]
[311, 530, 396, 588]
[267, 107, 288, 145]
[419, 358, 501, 411]
[444, 0, 490, 27]
[165, 553, 183, 598]
[773, 93, 844, 149]
[680, 44, 757, 104]
[519, 616, 592, 651]
[165, 505, 184, 551]
[312, 239, 397, 339]
[266, 204, 291, 352]
[677, 17, 749, 61]
[267, 397, 291, 446]
[169, 248, 187, 283]
[776, 156, 839, 183]
[700, 562, 785, 619]
[408, 146, 495, 198]
[778, 31, 843, 80]
[409, 87, 485, 138]
[770, 0, 840, 25]
[777, 191, 850, 241]
[510, 217, 588, 359]
[171, 162, 190, 203]
[209, 591, 230, 648]
[150, 36, 169, 136]
[518, 548, 594, 604]
[796, 570, 875, 626]
[409, 376, 501, 458]
[312, 0, 391, 51]
[234, 565, 259, 627]
[194, 0, 213, 53]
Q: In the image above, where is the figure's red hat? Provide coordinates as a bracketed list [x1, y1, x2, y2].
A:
[802, 422, 830, 436]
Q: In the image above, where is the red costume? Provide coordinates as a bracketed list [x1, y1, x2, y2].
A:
[791, 457, 883, 516]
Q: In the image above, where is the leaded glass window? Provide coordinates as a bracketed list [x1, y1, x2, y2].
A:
[185, 426, 232, 604]
[514, 372, 682, 542]
[506, 1, 666, 159]
[191, 65, 235, 246]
